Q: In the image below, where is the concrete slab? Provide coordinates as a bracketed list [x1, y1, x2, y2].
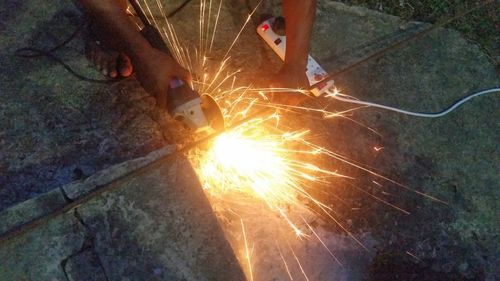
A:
[0, 0, 498, 280]
[62, 145, 176, 200]
[64, 249, 108, 281]
[0, 212, 86, 281]
[75, 156, 245, 281]
[0, 188, 67, 236]
[0, 149, 245, 281]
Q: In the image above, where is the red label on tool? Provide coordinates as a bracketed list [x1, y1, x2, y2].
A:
[314, 73, 323, 81]
[316, 81, 327, 90]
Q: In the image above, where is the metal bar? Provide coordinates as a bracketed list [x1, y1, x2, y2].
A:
[0, 106, 270, 246]
[128, 0, 151, 26]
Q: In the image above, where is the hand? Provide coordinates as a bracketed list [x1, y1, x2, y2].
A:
[131, 46, 191, 109]
[268, 65, 310, 106]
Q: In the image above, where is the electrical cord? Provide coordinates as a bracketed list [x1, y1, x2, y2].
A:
[309, 0, 499, 118]
[327, 87, 500, 118]
[14, 17, 122, 84]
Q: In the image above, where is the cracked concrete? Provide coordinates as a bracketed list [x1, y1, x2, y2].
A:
[0, 146, 245, 281]
[63, 248, 109, 281]
[0, 211, 86, 280]
[61, 209, 110, 281]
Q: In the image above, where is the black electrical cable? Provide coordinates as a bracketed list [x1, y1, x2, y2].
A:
[14, 16, 123, 84]
[127, 0, 193, 19]
[166, 0, 193, 18]
[17, 46, 120, 84]
[14, 0, 193, 84]
[15, 19, 119, 84]
[16, 19, 82, 57]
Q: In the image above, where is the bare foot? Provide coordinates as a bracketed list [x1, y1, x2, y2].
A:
[267, 65, 311, 106]
[84, 25, 133, 78]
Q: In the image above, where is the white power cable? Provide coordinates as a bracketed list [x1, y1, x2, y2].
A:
[326, 87, 500, 118]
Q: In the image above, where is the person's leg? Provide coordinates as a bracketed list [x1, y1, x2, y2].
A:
[81, 0, 133, 78]
[282, 0, 316, 76]
[77, 0, 191, 109]
[269, 0, 317, 105]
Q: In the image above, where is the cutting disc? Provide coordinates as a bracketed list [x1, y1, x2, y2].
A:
[201, 94, 225, 133]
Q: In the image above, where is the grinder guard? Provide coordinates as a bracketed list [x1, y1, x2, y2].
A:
[167, 80, 224, 134]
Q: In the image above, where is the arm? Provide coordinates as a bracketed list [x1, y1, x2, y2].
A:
[78, 0, 190, 108]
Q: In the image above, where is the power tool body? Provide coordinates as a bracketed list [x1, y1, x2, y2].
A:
[129, 0, 224, 134]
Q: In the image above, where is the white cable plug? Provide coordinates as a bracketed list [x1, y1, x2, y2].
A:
[256, 17, 499, 118]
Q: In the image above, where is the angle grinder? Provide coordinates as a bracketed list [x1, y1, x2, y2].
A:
[129, 0, 224, 134]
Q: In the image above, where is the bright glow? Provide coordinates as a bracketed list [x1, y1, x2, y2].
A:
[205, 131, 286, 198]
[194, 114, 324, 218]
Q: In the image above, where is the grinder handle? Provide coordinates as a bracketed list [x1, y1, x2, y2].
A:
[167, 79, 200, 115]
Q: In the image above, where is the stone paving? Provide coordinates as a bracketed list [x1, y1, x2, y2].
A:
[0, 0, 498, 280]
[0, 147, 245, 280]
